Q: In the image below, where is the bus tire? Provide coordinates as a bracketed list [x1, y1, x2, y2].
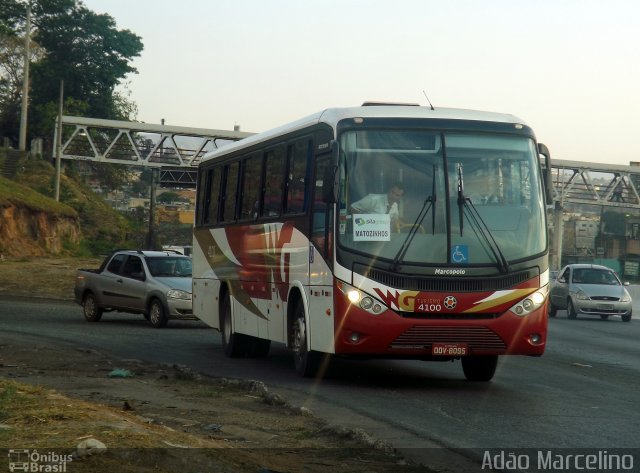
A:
[221, 292, 250, 357]
[250, 338, 271, 358]
[292, 300, 320, 377]
[548, 301, 557, 317]
[461, 355, 498, 382]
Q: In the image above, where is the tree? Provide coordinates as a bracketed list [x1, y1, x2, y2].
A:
[0, 0, 143, 145]
[0, 24, 44, 142]
[157, 192, 180, 204]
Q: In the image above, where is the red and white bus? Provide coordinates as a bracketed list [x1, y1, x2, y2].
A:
[192, 104, 553, 381]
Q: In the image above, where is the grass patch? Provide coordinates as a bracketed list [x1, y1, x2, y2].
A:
[0, 381, 17, 419]
[0, 175, 77, 217]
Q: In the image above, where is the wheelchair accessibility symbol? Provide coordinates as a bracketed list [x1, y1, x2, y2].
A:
[451, 245, 468, 264]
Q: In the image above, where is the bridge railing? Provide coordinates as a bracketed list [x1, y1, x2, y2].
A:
[551, 159, 640, 209]
[54, 115, 253, 169]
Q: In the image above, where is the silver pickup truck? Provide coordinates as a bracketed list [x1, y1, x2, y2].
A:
[74, 250, 195, 328]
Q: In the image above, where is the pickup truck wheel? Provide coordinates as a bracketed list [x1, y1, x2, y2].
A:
[83, 292, 103, 322]
[148, 299, 168, 328]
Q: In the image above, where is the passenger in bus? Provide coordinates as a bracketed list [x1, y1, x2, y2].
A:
[350, 183, 404, 218]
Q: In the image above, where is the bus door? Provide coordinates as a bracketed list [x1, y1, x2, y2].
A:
[308, 156, 335, 352]
[310, 156, 333, 283]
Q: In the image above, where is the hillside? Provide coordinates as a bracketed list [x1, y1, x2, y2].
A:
[0, 153, 134, 257]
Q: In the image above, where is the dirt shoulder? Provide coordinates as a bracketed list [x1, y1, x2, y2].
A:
[0, 335, 426, 473]
[0, 257, 431, 472]
[0, 256, 99, 301]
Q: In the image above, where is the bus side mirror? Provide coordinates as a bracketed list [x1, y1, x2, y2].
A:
[538, 143, 553, 205]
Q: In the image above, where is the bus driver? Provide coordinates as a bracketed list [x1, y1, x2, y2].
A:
[350, 183, 404, 231]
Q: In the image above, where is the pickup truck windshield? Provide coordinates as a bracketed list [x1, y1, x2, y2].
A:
[145, 257, 192, 277]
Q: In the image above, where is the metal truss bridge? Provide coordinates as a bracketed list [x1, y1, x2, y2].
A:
[54, 116, 253, 187]
[551, 159, 640, 210]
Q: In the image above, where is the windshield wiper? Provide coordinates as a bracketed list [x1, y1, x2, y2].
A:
[456, 163, 510, 273]
[391, 165, 437, 271]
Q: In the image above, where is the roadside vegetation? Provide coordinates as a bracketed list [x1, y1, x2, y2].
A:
[0, 172, 76, 217]
[1, 0, 143, 145]
[14, 157, 141, 255]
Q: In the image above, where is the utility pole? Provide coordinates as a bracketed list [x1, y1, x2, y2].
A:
[18, 3, 31, 151]
[145, 119, 162, 249]
[54, 80, 63, 201]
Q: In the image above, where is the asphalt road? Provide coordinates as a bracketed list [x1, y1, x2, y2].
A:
[1, 297, 638, 471]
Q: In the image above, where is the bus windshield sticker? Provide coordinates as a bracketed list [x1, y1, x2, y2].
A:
[451, 245, 469, 264]
[353, 214, 391, 241]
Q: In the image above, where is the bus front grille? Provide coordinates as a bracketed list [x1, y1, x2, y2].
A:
[390, 326, 506, 351]
[359, 265, 535, 292]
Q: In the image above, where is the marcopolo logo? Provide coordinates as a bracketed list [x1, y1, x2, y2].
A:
[8, 449, 73, 472]
[443, 295, 457, 310]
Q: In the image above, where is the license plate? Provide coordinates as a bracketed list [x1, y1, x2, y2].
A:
[597, 303, 614, 310]
[432, 343, 468, 356]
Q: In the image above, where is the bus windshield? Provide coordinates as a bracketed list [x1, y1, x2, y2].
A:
[338, 129, 547, 267]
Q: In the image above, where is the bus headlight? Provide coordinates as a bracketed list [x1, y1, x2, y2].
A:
[347, 290, 361, 304]
[509, 284, 548, 317]
[338, 281, 385, 316]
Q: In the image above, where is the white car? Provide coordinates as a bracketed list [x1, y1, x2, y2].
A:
[548, 264, 632, 322]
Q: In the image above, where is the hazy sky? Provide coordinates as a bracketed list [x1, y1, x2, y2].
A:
[82, 0, 640, 165]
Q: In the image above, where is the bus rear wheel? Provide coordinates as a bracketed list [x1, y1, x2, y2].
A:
[461, 355, 498, 382]
[221, 292, 251, 357]
[292, 301, 321, 377]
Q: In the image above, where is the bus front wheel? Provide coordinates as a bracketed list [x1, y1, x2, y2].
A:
[461, 355, 498, 382]
[292, 301, 321, 377]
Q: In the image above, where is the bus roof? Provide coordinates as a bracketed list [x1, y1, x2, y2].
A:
[201, 105, 528, 163]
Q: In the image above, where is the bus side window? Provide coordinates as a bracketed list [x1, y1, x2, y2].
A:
[197, 169, 209, 225]
[262, 147, 285, 218]
[221, 162, 240, 223]
[240, 154, 262, 220]
[207, 167, 222, 224]
[285, 139, 310, 214]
